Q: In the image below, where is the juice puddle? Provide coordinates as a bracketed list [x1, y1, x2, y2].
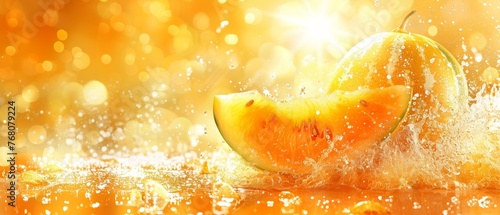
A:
[2, 156, 500, 215]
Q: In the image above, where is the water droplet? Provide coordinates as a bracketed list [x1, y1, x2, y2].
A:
[216, 20, 229, 33]
[186, 67, 193, 76]
[279, 191, 301, 214]
[85, 191, 91, 199]
[478, 196, 491, 208]
[475, 52, 483, 62]
[41, 197, 51, 204]
[263, 88, 270, 96]
[212, 182, 240, 214]
[413, 201, 422, 209]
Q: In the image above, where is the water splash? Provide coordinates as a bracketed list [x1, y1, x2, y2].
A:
[219, 85, 500, 190]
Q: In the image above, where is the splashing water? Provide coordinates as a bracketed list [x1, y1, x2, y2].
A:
[218, 85, 500, 190]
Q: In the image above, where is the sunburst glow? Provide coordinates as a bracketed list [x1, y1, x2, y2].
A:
[273, 0, 349, 58]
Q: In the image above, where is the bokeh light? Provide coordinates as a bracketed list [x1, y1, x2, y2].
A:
[28, 125, 47, 145]
[22, 85, 39, 103]
[82, 80, 108, 105]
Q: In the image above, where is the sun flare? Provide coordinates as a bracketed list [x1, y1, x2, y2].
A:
[272, 0, 349, 58]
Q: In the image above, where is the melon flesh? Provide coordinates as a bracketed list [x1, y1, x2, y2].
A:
[213, 86, 412, 174]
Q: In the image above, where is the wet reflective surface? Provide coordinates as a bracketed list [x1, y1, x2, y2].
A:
[2, 157, 500, 214]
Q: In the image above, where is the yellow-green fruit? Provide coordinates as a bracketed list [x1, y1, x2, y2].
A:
[328, 16, 468, 146]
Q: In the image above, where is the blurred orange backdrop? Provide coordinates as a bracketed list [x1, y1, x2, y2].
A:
[0, 0, 498, 166]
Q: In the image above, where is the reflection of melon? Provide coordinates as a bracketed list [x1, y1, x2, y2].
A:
[213, 86, 412, 174]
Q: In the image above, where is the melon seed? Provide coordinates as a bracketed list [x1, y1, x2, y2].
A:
[245, 99, 254, 107]
[360, 99, 368, 107]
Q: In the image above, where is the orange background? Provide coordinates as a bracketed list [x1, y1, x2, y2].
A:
[0, 0, 498, 164]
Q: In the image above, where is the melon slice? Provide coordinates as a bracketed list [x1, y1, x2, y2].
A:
[213, 86, 412, 174]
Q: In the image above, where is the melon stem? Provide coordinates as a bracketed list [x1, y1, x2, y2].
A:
[396, 10, 416, 32]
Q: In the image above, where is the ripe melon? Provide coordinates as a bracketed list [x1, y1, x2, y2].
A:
[327, 11, 468, 147]
[213, 86, 412, 174]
